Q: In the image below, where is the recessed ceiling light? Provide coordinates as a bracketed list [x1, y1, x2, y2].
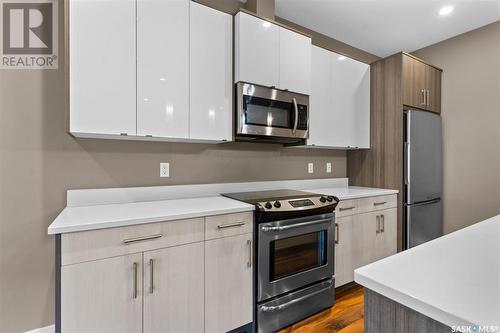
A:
[439, 5, 454, 16]
[262, 21, 271, 28]
[338, 55, 346, 61]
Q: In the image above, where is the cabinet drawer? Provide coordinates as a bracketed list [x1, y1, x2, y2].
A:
[205, 212, 253, 240]
[335, 199, 358, 217]
[62, 218, 204, 265]
[357, 194, 397, 214]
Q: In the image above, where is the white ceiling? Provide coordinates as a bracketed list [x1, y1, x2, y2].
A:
[275, 0, 500, 57]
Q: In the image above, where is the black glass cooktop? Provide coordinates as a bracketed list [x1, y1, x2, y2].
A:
[222, 189, 319, 205]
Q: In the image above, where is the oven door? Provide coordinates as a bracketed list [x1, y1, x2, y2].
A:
[257, 213, 334, 302]
[236, 82, 309, 139]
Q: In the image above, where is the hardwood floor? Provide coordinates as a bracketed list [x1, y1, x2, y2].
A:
[279, 284, 364, 333]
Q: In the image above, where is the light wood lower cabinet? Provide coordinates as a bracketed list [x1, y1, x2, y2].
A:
[375, 208, 397, 260]
[59, 213, 253, 333]
[143, 242, 204, 333]
[334, 196, 398, 288]
[205, 233, 253, 333]
[61, 253, 143, 332]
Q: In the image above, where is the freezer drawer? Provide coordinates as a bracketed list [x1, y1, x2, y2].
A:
[405, 199, 443, 248]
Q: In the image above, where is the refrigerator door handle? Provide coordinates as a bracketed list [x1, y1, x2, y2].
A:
[405, 198, 441, 207]
[404, 141, 410, 185]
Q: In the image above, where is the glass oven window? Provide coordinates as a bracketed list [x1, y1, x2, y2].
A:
[270, 231, 327, 281]
[243, 95, 292, 129]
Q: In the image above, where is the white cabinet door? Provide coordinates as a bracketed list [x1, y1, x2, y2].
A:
[205, 234, 253, 332]
[309, 46, 333, 147]
[137, 0, 189, 138]
[234, 12, 279, 88]
[61, 254, 143, 332]
[335, 215, 354, 287]
[331, 52, 370, 148]
[190, 2, 233, 141]
[69, 0, 136, 136]
[375, 208, 397, 260]
[143, 242, 204, 333]
[279, 28, 311, 94]
[348, 59, 370, 148]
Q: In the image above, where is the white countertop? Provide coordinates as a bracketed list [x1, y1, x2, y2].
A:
[306, 186, 398, 200]
[48, 181, 398, 235]
[355, 214, 500, 328]
[48, 196, 254, 234]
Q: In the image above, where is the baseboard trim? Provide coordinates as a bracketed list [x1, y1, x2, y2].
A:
[25, 325, 55, 333]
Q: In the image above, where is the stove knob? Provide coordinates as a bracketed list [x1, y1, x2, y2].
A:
[265, 202, 273, 209]
[327, 196, 334, 202]
[274, 201, 281, 208]
[320, 196, 327, 203]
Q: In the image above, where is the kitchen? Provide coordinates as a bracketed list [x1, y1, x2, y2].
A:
[0, 0, 499, 332]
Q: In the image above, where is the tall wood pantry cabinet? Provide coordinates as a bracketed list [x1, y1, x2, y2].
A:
[347, 52, 442, 251]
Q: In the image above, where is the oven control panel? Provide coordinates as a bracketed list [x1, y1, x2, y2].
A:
[257, 196, 337, 212]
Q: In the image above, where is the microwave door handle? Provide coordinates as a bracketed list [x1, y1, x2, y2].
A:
[292, 97, 298, 134]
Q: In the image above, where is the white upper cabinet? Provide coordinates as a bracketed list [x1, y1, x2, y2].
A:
[69, 0, 136, 136]
[137, 0, 189, 139]
[331, 51, 370, 148]
[309, 46, 333, 147]
[189, 2, 233, 141]
[234, 12, 280, 88]
[234, 12, 311, 95]
[308, 46, 370, 149]
[279, 28, 312, 94]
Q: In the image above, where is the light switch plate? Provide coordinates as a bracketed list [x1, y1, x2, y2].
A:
[308, 163, 314, 174]
[160, 162, 170, 178]
[326, 162, 332, 173]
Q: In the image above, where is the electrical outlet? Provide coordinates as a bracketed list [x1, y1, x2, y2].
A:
[326, 162, 332, 173]
[308, 163, 314, 174]
[160, 162, 170, 178]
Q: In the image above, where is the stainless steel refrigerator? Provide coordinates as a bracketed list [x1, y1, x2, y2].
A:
[404, 110, 443, 249]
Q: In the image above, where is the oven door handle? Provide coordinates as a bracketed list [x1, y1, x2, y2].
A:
[260, 280, 333, 313]
[261, 218, 331, 232]
[292, 97, 298, 134]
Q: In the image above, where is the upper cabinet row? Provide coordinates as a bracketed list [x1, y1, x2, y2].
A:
[69, 2, 371, 148]
[402, 53, 442, 113]
[234, 12, 312, 95]
[307, 46, 371, 149]
[70, 0, 233, 142]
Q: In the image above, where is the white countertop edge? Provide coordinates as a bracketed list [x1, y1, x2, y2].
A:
[355, 266, 474, 328]
[49, 185, 399, 235]
[48, 205, 254, 235]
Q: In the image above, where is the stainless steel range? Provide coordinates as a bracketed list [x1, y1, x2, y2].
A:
[222, 190, 339, 333]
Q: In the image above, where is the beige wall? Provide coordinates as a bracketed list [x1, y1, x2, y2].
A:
[0, 1, 350, 331]
[412, 21, 500, 234]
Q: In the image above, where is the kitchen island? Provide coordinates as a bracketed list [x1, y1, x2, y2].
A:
[355, 214, 500, 332]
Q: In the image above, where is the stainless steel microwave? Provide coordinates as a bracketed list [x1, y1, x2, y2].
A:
[235, 82, 309, 143]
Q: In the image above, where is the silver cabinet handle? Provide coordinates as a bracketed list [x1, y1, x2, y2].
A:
[260, 280, 333, 312]
[149, 259, 154, 294]
[217, 222, 245, 229]
[339, 206, 355, 211]
[292, 97, 298, 134]
[247, 239, 252, 268]
[373, 201, 387, 206]
[123, 234, 163, 244]
[334, 223, 339, 244]
[133, 262, 138, 299]
[426, 90, 430, 107]
[376, 215, 380, 234]
[381, 214, 385, 233]
[421, 89, 426, 106]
